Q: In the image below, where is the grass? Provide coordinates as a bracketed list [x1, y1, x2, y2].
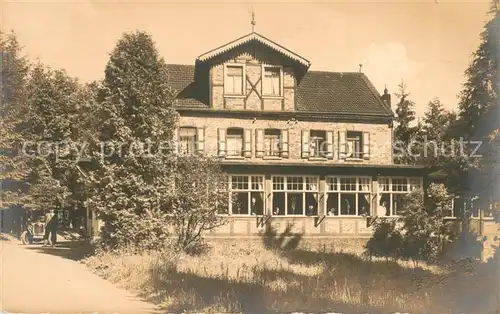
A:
[83, 236, 500, 313]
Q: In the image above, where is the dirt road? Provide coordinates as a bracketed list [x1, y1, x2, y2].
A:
[0, 236, 159, 313]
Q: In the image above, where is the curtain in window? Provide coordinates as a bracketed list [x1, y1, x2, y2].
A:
[226, 66, 243, 94]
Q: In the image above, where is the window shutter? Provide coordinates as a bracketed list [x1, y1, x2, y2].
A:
[339, 130, 346, 159]
[243, 129, 252, 157]
[326, 131, 334, 159]
[218, 128, 226, 157]
[196, 127, 205, 154]
[301, 130, 310, 158]
[363, 132, 370, 160]
[281, 129, 289, 158]
[255, 129, 264, 158]
[173, 128, 179, 155]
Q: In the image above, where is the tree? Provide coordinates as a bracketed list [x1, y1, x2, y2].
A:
[85, 31, 178, 250]
[169, 155, 230, 252]
[365, 184, 458, 263]
[0, 31, 30, 207]
[419, 99, 475, 194]
[19, 64, 90, 226]
[454, 1, 499, 217]
[393, 81, 419, 164]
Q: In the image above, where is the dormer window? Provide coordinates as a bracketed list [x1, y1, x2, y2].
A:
[224, 64, 245, 96]
[262, 65, 283, 97]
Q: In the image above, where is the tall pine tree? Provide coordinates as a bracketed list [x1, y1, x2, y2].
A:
[393, 81, 419, 164]
[455, 0, 499, 216]
[85, 31, 178, 249]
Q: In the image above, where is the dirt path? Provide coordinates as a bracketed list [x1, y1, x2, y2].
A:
[0, 236, 159, 313]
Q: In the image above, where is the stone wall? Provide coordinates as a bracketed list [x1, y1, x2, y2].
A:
[178, 115, 393, 165]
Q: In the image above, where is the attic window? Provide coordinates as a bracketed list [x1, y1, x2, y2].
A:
[224, 64, 245, 96]
[262, 66, 283, 97]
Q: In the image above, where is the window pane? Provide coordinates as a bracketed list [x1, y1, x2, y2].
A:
[227, 128, 243, 156]
[263, 67, 281, 96]
[226, 66, 243, 95]
[326, 193, 339, 216]
[273, 177, 285, 190]
[227, 66, 243, 76]
[232, 192, 249, 215]
[251, 176, 264, 190]
[287, 193, 303, 215]
[379, 194, 391, 216]
[340, 177, 356, 191]
[346, 131, 362, 158]
[378, 178, 390, 192]
[272, 192, 285, 215]
[392, 179, 408, 192]
[359, 178, 371, 191]
[326, 177, 338, 191]
[264, 129, 281, 156]
[340, 194, 356, 215]
[231, 176, 249, 190]
[310, 130, 326, 157]
[393, 194, 405, 215]
[358, 193, 371, 216]
[305, 193, 318, 215]
[179, 127, 196, 154]
[233, 76, 243, 94]
[306, 177, 319, 191]
[287, 176, 304, 191]
[250, 192, 264, 215]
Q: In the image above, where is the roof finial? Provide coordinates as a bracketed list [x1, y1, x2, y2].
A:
[358, 63, 363, 73]
[251, 6, 256, 32]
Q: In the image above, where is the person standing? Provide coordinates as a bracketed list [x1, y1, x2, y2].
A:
[50, 210, 59, 247]
[43, 209, 55, 247]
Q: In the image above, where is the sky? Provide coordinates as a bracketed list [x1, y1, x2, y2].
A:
[1, 0, 492, 117]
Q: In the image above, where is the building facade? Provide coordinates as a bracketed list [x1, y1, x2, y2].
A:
[167, 32, 426, 240]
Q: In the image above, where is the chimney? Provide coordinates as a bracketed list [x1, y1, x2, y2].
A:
[381, 85, 391, 108]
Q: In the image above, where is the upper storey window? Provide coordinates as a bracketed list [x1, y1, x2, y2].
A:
[224, 64, 245, 96]
[262, 65, 283, 97]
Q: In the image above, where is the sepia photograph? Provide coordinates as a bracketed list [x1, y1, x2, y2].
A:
[0, 1, 499, 313]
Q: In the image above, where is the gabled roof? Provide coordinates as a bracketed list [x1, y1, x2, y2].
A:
[197, 32, 311, 68]
[166, 64, 394, 118]
[296, 71, 393, 116]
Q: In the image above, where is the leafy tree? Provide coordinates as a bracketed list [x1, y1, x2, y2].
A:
[364, 219, 403, 262]
[85, 31, 178, 250]
[365, 184, 458, 263]
[169, 155, 229, 252]
[19, 64, 90, 225]
[0, 31, 30, 207]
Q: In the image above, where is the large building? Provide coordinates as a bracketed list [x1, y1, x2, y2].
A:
[166, 31, 426, 243]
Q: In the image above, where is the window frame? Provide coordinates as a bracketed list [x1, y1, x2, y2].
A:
[264, 128, 282, 157]
[261, 64, 284, 98]
[309, 130, 327, 158]
[226, 127, 245, 157]
[178, 126, 197, 155]
[346, 131, 363, 159]
[377, 176, 423, 217]
[325, 176, 372, 217]
[271, 175, 320, 216]
[224, 63, 246, 97]
[228, 175, 265, 216]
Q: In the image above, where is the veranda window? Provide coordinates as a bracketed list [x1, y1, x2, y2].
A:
[378, 177, 422, 216]
[230, 175, 265, 215]
[272, 176, 319, 216]
[326, 176, 371, 216]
